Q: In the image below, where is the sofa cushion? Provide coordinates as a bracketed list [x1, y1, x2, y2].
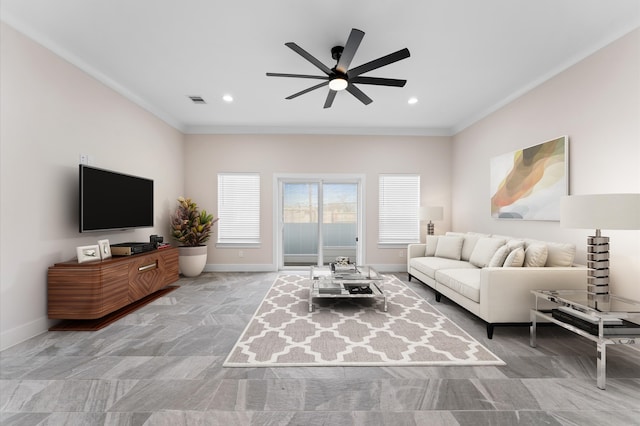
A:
[445, 232, 465, 237]
[524, 239, 576, 267]
[545, 242, 576, 267]
[435, 236, 464, 260]
[488, 244, 510, 267]
[444, 231, 465, 255]
[461, 232, 490, 261]
[506, 239, 525, 251]
[425, 235, 439, 256]
[503, 247, 525, 267]
[524, 243, 548, 267]
[445, 232, 488, 261]
[469, 237, 506, 268]
[409, 257, 477, 279]
[436, 269, 481, 303]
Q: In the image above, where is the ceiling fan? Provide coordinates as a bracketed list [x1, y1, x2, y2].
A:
[266, 28, 410, 109]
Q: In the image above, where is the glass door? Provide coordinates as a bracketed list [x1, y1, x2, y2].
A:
[321, 182, 358, 265]
[280, 178, 361, 268]
[282, 182, 320, 267]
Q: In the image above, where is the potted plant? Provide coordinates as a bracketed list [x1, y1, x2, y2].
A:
[170, 196, 218, 277]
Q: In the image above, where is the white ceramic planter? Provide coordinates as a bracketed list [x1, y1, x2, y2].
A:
[178, 245, 208, 277]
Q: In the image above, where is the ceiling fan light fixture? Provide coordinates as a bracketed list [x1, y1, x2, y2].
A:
[329, 77, 348, 91]
[266, 28, 410, 107]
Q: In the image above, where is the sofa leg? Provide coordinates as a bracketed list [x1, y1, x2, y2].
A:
[435, 292, 441, 303]
[487, 324, 494, 339]
[408, 274, 412, 282]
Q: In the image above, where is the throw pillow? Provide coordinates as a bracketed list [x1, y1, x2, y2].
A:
[461, 232, 490, 261]
[503, 247, 525, 267]
[469, 237, 506, 268]
[425, 235, 439, 257]
[524, 243, 548, 267]
[545, 242, 576, 267]
[488, 244, 510, 267]
[506, 239, 525, 251]
[434, 236, 464, 260]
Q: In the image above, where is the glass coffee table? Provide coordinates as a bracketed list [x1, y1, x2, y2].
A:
[309, 265, 386, 312]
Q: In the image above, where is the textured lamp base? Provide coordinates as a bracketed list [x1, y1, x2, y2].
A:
[427, 221, 434, 236]
[587, 235, 609, 295]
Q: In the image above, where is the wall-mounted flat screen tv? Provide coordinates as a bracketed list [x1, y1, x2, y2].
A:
[79, 165, 154, 232]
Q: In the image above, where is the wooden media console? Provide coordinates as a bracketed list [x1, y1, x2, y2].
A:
[47, 247, 179, 321]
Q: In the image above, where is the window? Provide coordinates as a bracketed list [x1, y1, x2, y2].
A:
[217, 173, 260, 246]
[378, 174, 420, 245]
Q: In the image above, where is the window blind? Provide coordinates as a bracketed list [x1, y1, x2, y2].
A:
[378, 174, 420, 244]
[217, 173, 260, 244]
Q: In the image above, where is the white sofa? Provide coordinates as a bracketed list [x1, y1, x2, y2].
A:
[407, 232, 587, 338]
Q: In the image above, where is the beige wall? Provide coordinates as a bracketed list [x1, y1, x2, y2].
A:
[2, 19, 638, 350]
[452, 29, 640, 299]
[0, 23, 185, 350]
[184, 134, 452, 270]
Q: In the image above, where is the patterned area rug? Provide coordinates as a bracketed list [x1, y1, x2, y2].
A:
[224, 274, 504, 367]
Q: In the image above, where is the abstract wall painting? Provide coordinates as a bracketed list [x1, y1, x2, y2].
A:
[490, 136, 568, 221]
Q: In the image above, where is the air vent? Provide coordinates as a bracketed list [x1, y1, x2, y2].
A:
[188, 96, 206, 104]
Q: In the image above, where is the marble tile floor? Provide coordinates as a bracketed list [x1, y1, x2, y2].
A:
[1, 272, 639, 426]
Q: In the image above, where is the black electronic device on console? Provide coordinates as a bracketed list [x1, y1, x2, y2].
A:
[110, 242, 155, 256]
[150, 234, 164, 248]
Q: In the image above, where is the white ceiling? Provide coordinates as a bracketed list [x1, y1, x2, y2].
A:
[2, 0, 639, 135]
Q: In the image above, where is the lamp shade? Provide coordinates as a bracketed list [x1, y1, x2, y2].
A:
[560, 194, 640, 230]
[420, 206, 444, 221]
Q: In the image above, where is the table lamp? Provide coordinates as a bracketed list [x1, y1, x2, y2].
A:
[420, 206, 444, 236]
[560, 194, 640, 295]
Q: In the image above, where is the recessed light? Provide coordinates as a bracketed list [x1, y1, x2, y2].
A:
[408, 97, 418, 105]
[223, 94, 234, 102]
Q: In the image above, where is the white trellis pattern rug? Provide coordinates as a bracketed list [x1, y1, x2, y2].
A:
[224, 274, 504, 367]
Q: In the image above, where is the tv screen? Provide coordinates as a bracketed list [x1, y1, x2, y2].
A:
[79, 165, 154, 232]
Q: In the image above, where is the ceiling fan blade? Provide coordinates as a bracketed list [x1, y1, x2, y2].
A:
[346, 84, 373, 105]
[266, 72, 328, 80]
[323, 90, 337, 109]
[349, 48, 410, 77]
[285, 81, 329, 100]
[351, 76, 407, 87]
[336, 28, 365, 74]
[285, 42, 332, 75]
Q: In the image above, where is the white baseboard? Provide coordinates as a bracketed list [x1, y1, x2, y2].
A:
[0, 316, 50, 351]
[370, 264, 407, 273]
[204, 263, 278, 272]
[203, 263, 406, 273]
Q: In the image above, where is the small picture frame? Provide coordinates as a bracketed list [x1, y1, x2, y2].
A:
[77, 245, 101, 263]
[98, 239, 111, 260]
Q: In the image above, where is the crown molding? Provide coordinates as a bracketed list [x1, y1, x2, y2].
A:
[1, 14, 186, 133]
[183, 125, 453, 137]
[452, 24, 640, 135]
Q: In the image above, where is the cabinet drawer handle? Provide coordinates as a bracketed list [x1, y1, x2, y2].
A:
[138, 262, 157, 272]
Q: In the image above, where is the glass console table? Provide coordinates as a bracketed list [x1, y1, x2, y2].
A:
[530, 290, 640, 389]
[309, 265, 386, 313]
